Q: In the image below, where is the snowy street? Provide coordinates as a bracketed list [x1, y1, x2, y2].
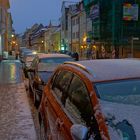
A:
[0, 60, 37, 140]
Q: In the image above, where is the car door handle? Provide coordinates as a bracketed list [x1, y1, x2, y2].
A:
[55, 118, 64, 129]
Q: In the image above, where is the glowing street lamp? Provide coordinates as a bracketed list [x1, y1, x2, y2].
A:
[83, 36, 87, 42]
[11, 34, 14, 38]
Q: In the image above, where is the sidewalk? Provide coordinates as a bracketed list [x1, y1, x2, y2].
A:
[0, 59, 37, 140]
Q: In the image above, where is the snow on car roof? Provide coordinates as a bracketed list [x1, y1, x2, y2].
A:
[37, 53, 71, 59]
[67, 59, 140, 82]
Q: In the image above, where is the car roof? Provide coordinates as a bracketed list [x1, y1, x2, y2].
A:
[37, 53, 72, 59]
[64, 59, 140, 82]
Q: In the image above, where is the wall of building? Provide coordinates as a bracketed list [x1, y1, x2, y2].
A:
[0, 0, 10, 59]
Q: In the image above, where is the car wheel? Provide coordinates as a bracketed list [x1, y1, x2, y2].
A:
[28, 82, 33, 97]
[39, 113, 51, 140]
[29, 83, 32, 92]
[40, 120, 46, 140]
[34, 91, 40, 109]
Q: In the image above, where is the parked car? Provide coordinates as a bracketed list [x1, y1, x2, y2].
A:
[19, 48, 33, 62]
[27, 53, 74, 108]
[39, 59, 140, 140]
[22, 53, 37, 78]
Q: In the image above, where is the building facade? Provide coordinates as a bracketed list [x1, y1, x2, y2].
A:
[83, 0, 140, 58]
[7, 12, 14, 51]
[0, 0, 10, 59]
[44, 23, 60, 53]
[61, 1, 93, 58]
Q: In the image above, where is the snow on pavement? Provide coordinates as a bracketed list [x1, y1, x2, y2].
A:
[0, 83, 37, 140]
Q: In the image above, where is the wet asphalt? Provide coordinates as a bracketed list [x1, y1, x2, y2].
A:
[0, 60, 23, 84]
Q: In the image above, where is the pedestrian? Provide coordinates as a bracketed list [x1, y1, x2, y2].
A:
[15, 51, 19, 59]
[72, 52, 79, 61]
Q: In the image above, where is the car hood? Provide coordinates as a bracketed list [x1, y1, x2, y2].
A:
[99, 100, 140, 140]
[38, 71, 53, 83]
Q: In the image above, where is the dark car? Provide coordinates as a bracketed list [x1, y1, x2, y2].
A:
[39, 59, 140, 140]
[27, 53, 74, 108]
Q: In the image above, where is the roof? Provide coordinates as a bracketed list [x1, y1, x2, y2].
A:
[65, 59, 140, 82]
[37, 53, 72, 59]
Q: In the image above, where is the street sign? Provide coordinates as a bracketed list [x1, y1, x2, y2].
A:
[132, 37, 139, 40]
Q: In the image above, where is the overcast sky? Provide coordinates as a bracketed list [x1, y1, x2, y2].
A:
[10, 0, 79, 34]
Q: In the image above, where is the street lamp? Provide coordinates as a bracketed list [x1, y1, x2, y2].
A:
[131, 37, 139, 58]
[11, 34, 14, 38]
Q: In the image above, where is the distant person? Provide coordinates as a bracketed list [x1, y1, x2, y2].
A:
[72, 52, 79, 61]
[15, 51, 19, 59]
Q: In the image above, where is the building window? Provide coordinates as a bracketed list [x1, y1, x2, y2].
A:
[72, 33, 75, 39]
[0, 8, 2, 22]
[72, 19, 75, 26]
[76, 17, 79, 24]
[76, 32, 79, 39]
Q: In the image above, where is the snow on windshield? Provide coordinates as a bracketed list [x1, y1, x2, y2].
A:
[38, 63, 58, 72]
[95, 79, 140, 106]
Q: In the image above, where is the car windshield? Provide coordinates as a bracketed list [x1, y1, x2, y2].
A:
[38, 57, 73, 72]
[40, 57, 74, 63]
[95, 79, 140, 106]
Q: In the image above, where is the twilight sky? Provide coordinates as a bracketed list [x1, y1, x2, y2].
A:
[9, 0, 80, 34]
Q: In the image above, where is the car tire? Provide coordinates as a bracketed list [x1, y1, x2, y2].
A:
[28, 82, 33, 97]
[34, 92, 40, 109]
[40, 120, 46, 140]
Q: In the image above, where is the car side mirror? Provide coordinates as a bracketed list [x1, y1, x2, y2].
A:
[71, 124, 90, 140]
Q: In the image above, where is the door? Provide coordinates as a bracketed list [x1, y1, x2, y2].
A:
[44, 70, 73, 140]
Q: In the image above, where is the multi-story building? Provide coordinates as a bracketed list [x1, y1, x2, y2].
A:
[68, 4, 80, 53]
[7, 12, 13, 51]
[29, 24, 45, 52]
[21, 23, 60, 53]
[0, 0, 10, 59]
[22, 24, 44, 50]
[83, 0, 140, 58]
[61, 1, 69, 51]
[49, 25, 61, 52]
[61, 1, 92, 58]
[44, 22, 60, 53]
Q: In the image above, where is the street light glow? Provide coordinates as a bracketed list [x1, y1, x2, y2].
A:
[83, 36, 87, 42]
[11, 34, 14, 38]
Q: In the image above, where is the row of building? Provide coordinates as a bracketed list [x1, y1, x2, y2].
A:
[21, 0, 140, 58]
[0, 0, 14, 60]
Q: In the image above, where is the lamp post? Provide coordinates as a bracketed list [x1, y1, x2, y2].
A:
[131, 37, 139, 58]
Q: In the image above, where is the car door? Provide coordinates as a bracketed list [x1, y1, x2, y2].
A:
[44, 69, 101, 140]
[64, 74, 101, 140]
[43, 70, 73, 140]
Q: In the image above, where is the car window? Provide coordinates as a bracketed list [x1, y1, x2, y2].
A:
[52, 70, 73, 105]
[31, 57, 39, 70]
[65, 75, 93, 126]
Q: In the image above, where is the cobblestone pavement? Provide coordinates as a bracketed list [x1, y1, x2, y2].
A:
[0, 60, 37, 140]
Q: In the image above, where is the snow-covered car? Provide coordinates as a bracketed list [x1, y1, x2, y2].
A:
[39, 59, 140, 140]
[27, 53, 74, 108]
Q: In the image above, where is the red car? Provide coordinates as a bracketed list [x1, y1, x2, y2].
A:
[39, 59, 140, 140]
